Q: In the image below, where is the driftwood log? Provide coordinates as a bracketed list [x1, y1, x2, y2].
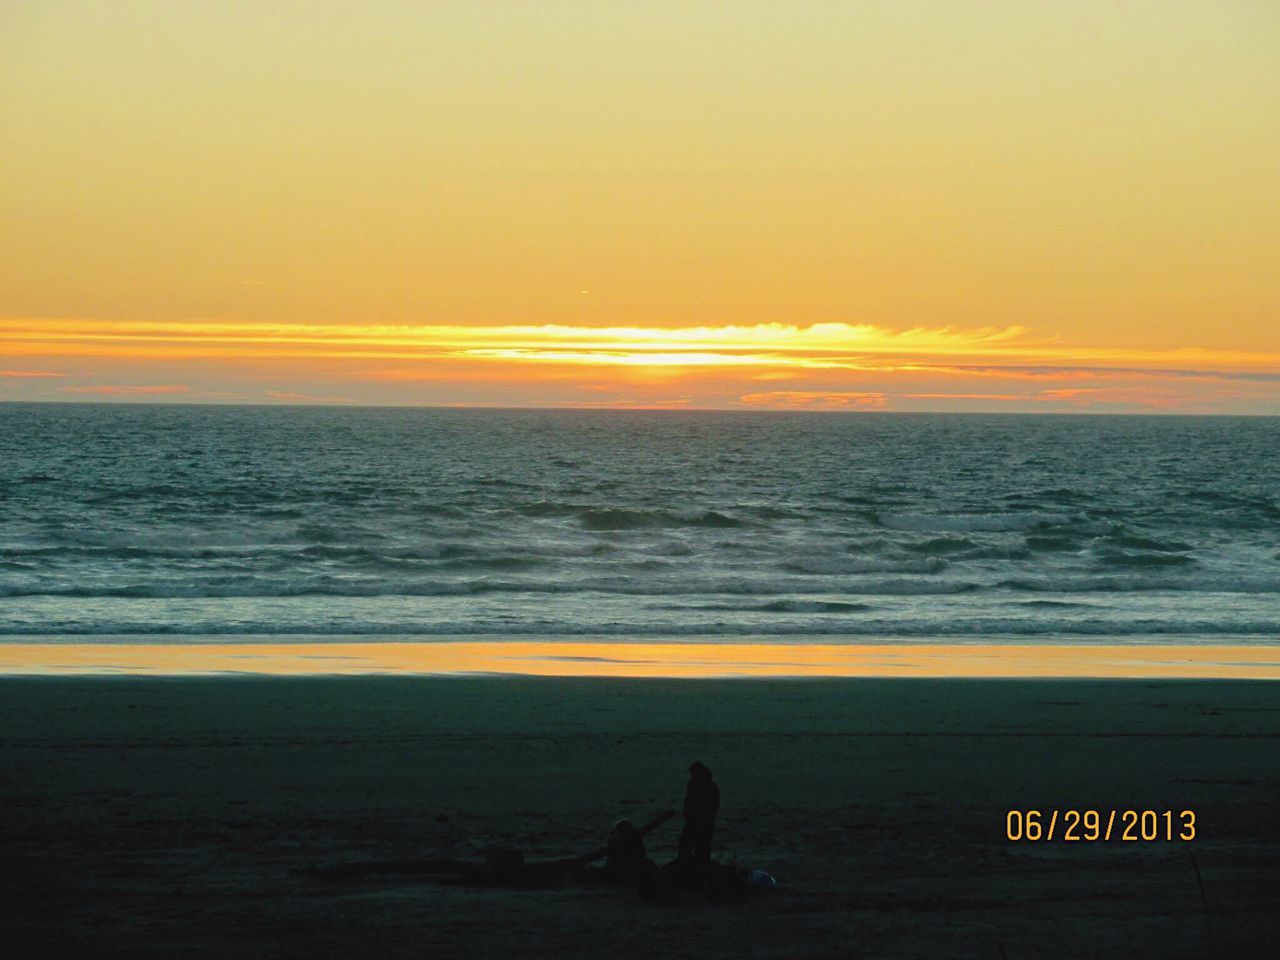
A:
[304, 809, 675, 886]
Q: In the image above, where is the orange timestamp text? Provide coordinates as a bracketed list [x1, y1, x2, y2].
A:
[1005, 809, 1196, 842]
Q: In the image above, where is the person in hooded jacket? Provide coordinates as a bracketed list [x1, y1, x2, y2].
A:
[678, 761, 719, 865]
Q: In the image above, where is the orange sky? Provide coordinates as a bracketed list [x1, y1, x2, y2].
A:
[2, 2, 1278, 412]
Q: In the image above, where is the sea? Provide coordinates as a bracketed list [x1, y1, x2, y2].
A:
[1, 403, 1277, 644]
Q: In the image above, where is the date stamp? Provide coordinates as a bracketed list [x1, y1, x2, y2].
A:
[1006, 809, 1196, 842]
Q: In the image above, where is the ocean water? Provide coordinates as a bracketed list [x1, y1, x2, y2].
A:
[1, 404, 1277, 642]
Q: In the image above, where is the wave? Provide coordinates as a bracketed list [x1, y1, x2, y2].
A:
[1105, 534, 1193, 553]
[0, 539, 612, 571]
[1025, 535, 1086, 553]
[1092, 550, 1198, 569]
[1017, 600, 1099, 609]
[578, 508, 746, 531]
[664, 599, 874, 614]
[0, 574, 985, 599]
[904, 536, 978, 556]
[5, 567, 1278, 599]
[996, 575, 1280, 594]
[512, 499, 756, 531]
[2, 617, 1276, 638]
[878, 511, 1077, 533]
[1185, 490, 1280, 516]
[780, 556, 947, 575]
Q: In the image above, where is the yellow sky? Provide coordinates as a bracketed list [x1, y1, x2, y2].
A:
[2, 2, 1278, 411]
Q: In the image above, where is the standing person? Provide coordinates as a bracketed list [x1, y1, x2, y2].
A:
[678, 761, 719, 865]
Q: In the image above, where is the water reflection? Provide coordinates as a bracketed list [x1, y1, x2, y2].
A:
[0, 642, 1277, 678]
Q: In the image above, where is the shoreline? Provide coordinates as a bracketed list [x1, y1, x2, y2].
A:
[1, 639, 1278, 678]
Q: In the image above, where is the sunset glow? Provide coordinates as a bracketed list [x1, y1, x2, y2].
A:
[3, 2, 1277, 411]
[4, 317, 1278, 411]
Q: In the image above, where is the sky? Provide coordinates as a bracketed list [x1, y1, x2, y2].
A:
[2, 1, 1278, 412]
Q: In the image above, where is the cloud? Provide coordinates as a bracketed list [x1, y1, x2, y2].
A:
[442, 396, 695, 409]
[1033, 387, 1190, 410]
[0, 318, 1039, 368]
[5, 317, 1277, 378]
[0, 369, 63, 378]
[5, 316, 1279, 412]
[904, 393, 1022, 401]
[62, 384, 189, 395]
[908, 364, 1280, 384]
[738, 391, 887, 410]
[264, 390, 352, 404]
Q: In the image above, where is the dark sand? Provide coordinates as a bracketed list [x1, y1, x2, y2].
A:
[2, 677, 1277, 958]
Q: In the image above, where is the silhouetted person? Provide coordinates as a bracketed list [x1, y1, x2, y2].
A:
[678, 761, 719, 865]
[602, 819, 650, 882]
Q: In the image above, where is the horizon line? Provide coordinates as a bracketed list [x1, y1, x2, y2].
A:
[2, 398, 1277, 418]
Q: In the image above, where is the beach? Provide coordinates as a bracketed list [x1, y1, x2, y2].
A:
[7, 2, 1280, 956]
[3, 675, 1277, 959]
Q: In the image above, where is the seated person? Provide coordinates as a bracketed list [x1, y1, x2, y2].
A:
[602, 819, 651, 881]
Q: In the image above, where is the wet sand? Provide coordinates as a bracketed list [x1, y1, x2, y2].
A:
[4, 639, 1280, 679]
[2, 676, 1277, 958]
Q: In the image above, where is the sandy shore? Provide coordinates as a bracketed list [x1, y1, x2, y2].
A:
[2, 676, 1277, 958]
